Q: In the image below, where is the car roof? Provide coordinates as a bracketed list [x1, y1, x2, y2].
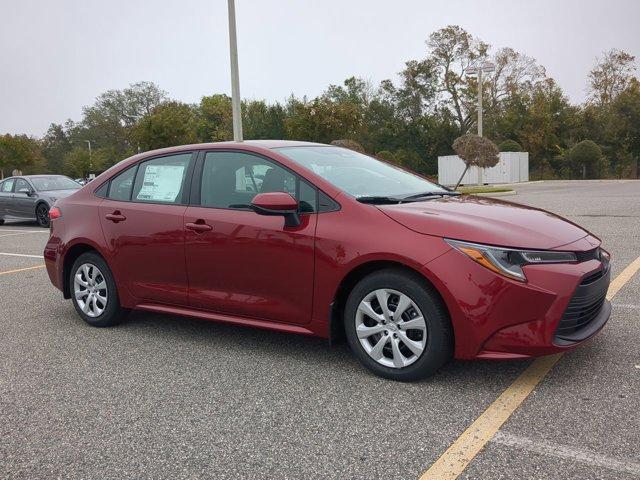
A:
[22, 174, 68, 178]
[128, 140, 330, 159]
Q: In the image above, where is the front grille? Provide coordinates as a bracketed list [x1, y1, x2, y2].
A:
[554, 264, 610, 342]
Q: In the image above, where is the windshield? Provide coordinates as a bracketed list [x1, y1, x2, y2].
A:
[31, 176, 81, 191]
[275, 146, 447, 198]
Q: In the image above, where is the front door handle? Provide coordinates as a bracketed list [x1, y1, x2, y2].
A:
[185, 220, 213, 233]
[105, 211, 126, 223]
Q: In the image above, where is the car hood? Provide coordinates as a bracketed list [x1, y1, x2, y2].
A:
[38, 189, 80, 199]
[378, 195, 592, 250]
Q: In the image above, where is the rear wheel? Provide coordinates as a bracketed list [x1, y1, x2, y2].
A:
[70, 252, 128, 327]
[344, 269, 452, 381]
[36, 203, 50, 228]
[0, 218, 4, 225]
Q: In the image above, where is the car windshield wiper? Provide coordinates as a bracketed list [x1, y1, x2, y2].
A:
[356, 196, 405, 204]
[400, 191, 461, 201]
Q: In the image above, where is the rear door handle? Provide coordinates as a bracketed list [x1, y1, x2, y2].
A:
[185, 220, 213, 233]
[105, 211, 126, 223]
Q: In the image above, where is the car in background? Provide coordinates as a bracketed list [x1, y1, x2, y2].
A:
[0, 175, 81, 227]
[43, 141, 611, 381]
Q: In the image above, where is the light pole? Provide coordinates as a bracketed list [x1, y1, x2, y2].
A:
[465, 61, 495, 184]
[227, 0, 243, 142]
[85, 140, 93, 177]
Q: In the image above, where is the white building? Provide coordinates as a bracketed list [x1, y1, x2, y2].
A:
[438, 152, 529, 186]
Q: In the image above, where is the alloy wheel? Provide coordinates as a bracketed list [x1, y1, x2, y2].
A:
[73, 263, 108, 317]
[355, 288, 427, 368]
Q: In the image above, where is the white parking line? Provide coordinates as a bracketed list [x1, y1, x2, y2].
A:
[0, 229, 47, 233]
[0, 252, 44, 259]
[492, 431, 640, 476]
[0, 232, 48, 238]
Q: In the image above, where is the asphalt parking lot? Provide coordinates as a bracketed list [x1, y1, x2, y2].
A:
[1, 180, 639, 480]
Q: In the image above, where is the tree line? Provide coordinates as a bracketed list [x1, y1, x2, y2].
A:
[1, 26, 638, 181]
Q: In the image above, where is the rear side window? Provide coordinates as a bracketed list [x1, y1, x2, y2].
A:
[132, 153, 192, 204]
[1, 179, 15, 192]
[107, 166, 137, 201]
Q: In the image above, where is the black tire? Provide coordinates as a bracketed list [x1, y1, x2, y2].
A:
[344, 269, 452, 381]
[0, 218, 4, 225]
[36, 203, 50, 228]
[70, 252, 128, 327]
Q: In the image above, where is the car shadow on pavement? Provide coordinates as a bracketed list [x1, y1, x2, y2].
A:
[122, 309, 529, 386]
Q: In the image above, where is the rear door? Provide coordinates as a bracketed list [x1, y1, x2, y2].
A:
[184, 150, 317, 325]
[98, 152, 195, 306]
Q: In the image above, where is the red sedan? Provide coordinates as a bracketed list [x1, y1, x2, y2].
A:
[44, 141, 611, 381]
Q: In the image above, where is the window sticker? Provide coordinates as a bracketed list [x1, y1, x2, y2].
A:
[136, 164, 185, 202]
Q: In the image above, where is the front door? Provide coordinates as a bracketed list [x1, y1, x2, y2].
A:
[98, 152, 195, 306]
[184, 150, 317, 325]
[11, 178, 37, 218]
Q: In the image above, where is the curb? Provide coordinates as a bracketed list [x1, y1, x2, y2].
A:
[473, 190, 517, 197]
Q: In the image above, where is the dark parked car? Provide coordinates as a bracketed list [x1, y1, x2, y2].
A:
[44, 141, 611, 381]
[0, 175, 81, 227]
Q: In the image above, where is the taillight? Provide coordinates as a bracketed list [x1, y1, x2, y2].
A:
[49, 206, 62, 220]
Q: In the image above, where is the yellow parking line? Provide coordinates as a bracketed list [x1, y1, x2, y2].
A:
[419, 255, 640, 480]
[0, 265, 46, 276]
[606, 256, 640, 300]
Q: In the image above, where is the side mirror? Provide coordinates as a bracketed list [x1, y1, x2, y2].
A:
[250, 192, 300, 227]
[17, 188, 33, 196]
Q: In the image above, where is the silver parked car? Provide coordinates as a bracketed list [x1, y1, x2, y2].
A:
[0, 175, 81, 227]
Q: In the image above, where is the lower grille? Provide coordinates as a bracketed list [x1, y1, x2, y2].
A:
[554, 264, 610, 342]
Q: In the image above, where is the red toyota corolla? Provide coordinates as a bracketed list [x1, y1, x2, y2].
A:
[44, 141, 611, 381]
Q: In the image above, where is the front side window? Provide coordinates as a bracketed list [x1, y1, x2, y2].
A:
[131, 153, 192, 204]
[14, 178, 31, 193]
[275, 146, 447, 199]
[1, 179, 15, 192]
[200, 151, 316, 212]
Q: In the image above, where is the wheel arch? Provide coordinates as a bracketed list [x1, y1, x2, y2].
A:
[328, 260, 452, 346]
[62, 243, 104, 299]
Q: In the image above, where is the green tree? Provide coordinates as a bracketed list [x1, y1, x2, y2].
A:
[41, 123, 72, 173]
[0, 134, 43, 177]
[499, 139, 523, 151]
[132, 101, 198, 150]
[564, 140, 608, 179]
[197, 94, 233, 142]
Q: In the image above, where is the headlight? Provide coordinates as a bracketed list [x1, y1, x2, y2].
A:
[445, 239, 577, 282]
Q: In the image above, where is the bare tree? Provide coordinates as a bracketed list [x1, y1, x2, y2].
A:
[452, 134, 500, 189]
[589, 49, 636, 105]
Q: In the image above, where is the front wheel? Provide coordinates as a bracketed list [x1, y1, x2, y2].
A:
[70, 252, 128, 327]
[344, 269, 452, 381]
[36, 203, 50, 228]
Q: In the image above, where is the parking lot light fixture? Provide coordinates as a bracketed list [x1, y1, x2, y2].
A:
[227, 0, 243, 142]
[465, 60, 495, 184]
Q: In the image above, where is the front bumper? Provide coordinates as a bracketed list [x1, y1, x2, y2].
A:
[422, 241, 611, 360]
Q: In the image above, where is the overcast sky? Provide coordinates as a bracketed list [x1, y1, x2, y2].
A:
[2, 0, 639, 136]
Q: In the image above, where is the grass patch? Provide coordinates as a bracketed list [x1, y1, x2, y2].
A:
[456, 186, 514, 194]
